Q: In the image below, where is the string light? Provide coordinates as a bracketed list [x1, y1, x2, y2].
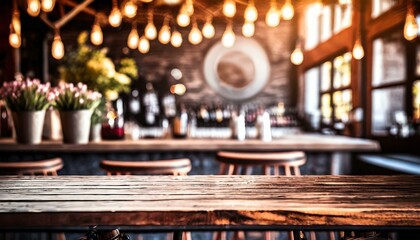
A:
[184, 0, 194, 16]
[202, 17, 215, 39]
[138, 35, 150, 54]
[9, 24, 21, 49]
[223, 0, 236, 18]
[222, 23, 235, 48]
[12, 8, 21, 35]
[244, 0, 258, 22]
[108, 0, 122, 27]
[145, 11, 157, 40]
[189, 19, 203, 45]
[127, 22, 139, 49]
[90, 18, 103, 45]
[291, 39, 304, 65]
[41, 0, 55, 12]
[404, 4, 418, 41]
[266, 2, 280, 27]
[352, 37, 364, 60]
[242, 20, 255, 37]
[27, 0, 41, 17]
[52, 30, 64, 60]
[123, 0, 137, 18]
[177, 11, 190, 27]
[159, 19, 171, 44]
[171, 30, 183, 47]
[281, 0, 294, 20]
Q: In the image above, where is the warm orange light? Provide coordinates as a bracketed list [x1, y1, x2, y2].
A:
[52, 32, 65, 60]
[27, 0, 41, 16]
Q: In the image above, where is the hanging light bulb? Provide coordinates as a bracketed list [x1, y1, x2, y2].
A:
[244, 0, 258, 22]
[404, 5, 418, 41]
[184, 0, 194, 16]
[171, 30, 183, 47]
[145, 12, 157, 40]
[281, 0, 294, 20]
[52, 31, 65, 60]
[352, 37, 364, 60]
[202, 17, 215, 39]
[223, 0, 236, 18]
[27, 0, 41, 17]
[242, 21, 255, 37]
[12, 10, 21, 35]
[222, 23, 235, 48]
[291, 40, 304, 65]
[266, 3, 280, 27]
[159, 24, 171, 44]
[138, 35, 150, 54]
[108, 1, 122, 27]
[127, 23, 139, 49]
[41, 0, 55, 12]
[90, 20, 103, 45]
[123, 0, 137, 18]
[177, 12, 190, 27]
[189, 20, 202, 45]
[9, 24, 21, 49]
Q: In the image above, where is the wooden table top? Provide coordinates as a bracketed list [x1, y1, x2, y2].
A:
[0, 134, 380, 152]
[0, 175, 419, 231]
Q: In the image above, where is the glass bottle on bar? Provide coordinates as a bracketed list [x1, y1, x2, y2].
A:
[172, 103, 188, 138]
[143, 82, 160, 127]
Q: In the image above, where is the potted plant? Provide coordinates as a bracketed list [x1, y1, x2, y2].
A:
[52, 82, 102, 144]
[0, 78, 52, 144]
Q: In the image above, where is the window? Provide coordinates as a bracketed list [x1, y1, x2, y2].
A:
[371, 0, 397, 18]
[333, 3, 352, 34]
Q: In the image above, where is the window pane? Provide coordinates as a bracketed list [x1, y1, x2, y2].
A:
[371, 87, 405, 135]
[321, 61, 331, 91]
[333, 89, 352, 122]
[371, 0, 397, 18]
[333, 52, 352, 89]
[321, 93, 332, 124]
[304, 4, 321, 50]
[372, 32, 405, 87]
[320, 5, 332, 42]
[414, 81, 420, 121]
[334, 3, 352, 34]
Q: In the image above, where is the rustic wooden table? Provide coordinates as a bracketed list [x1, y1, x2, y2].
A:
[0, 175, 419, 236]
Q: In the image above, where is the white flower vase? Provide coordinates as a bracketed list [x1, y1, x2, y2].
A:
[89, 123, 102, 142]
[60, 110, 92, 144]
[12, 110, 46, 144]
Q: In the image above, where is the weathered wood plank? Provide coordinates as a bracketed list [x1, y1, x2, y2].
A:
[0, 175, 419, 231]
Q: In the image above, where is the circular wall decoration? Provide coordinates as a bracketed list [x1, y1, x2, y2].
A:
[203, 36, 271, 101]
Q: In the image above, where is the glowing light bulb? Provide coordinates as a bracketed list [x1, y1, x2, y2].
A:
[291, 47, 303, 65]
[338, 0, 351, 5]
[27, 0, 41, 17]
[352, 38, 364, 60]
[404, 8, 418, 41]
[223, 0, 236, 18]
[242, 21, 255, 37]
[109, 7, 122, 27]
[9, 24, 21, 49]
[41, 0, 55, 12]
[281, 0, 294, 20]
[244, 1, 258, 22]
[138, 36, 150, 54]
[127, 28, 139, 49]
[12, 11, 21, 35]
[90, 23, 103, 45]
[52, 32, 64, 60]
[189, 23, 202, 45]
[170, 83, 186, 95]
[177, 12, 190, 27]
[123, 0, 137, 18]
[159, 25, 171, 44]
[145, 22, 157, 40]
[266, 6, 280, 27]
[184, 0, 194, 16]
[202, 20, 215, 39]
[222, 24, 235, 48]
[171, 30, 183, 47]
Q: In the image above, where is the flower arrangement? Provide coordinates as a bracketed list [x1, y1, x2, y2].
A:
[52, 82, 102, 111]
[0, 78, 52, 112]
[59, 32, 138, 100]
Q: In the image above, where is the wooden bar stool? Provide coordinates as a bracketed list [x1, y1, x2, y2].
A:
[0, 158, 65, 240]
[100, 158, 192, 240]
[215, 151, 310, 240]
[0, 157, 63, 176]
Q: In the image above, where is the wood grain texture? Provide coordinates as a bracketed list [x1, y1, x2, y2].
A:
[0, 175, 418, 231]
[0, 134, 380, 153]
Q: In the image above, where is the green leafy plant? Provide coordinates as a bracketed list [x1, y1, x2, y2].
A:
[0, 78, 52, 111]
[52, 82, 102, 111]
